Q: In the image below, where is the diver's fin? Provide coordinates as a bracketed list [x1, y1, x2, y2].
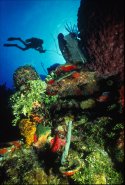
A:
[7, 37, 20, 41]
[4, 44, 18, 47]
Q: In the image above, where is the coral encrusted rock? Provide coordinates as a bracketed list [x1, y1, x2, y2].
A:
[78, 0, 124, 80]
[13, 65, 40, 90]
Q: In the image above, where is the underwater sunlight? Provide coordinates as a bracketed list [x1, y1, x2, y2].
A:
[0, 0, 80, 88]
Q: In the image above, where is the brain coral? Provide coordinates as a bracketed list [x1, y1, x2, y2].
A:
[13, 65, 40, 90]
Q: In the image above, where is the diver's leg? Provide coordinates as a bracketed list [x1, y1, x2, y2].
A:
[7, 37, 27, 47]
[4, 44, 18, 47]
[17, 38, 27, 46]
[7, 37, 20, 41]
[15, 45, 28, 50]
[4, 43, 28, 51]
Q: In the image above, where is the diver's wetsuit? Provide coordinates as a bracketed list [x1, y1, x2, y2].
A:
[4, 37, 46, 53]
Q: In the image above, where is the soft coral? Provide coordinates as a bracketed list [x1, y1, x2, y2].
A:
[50, 134, 66, 152]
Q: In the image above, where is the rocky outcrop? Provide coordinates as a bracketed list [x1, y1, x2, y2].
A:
[78, 0, 124, 80]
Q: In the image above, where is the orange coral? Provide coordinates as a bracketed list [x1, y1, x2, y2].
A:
[72, 72, 80, 78]
[47, 79, 55, 85]
[63, 168, 79, 176]
[0, 148, 8, 155]
[31, 114, 43, 123]
[11, 141, 22, 148]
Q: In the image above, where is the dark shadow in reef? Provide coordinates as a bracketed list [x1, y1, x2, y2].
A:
[0, 84, 20, 143]
[35, 146, 61, 175]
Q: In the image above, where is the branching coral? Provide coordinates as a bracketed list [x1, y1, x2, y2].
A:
[10, 80, 47, 126]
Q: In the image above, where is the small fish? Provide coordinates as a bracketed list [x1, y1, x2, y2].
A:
[97, 92, 110, 102]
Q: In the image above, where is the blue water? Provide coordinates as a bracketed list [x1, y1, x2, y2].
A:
[0, 0, 80, 88]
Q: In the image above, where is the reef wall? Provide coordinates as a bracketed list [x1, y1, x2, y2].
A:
[77, 0, 124, 80]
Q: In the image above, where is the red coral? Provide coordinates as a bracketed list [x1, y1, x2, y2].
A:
[55, 65, 78, 75]
[0, 148, 8, 155]
[34, 134, 38, 143]
[47, 79, 55, 85]
[11, 141, 22, 149]
[60, 65, 77, 72]
[50, 134, 66, 152]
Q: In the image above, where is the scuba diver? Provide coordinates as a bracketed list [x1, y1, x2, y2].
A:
[3, 37, 46, 53]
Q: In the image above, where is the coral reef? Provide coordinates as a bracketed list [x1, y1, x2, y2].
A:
[13, 65, 41, 90]
[80, 98, 95, 110]
[0, 63, 124, 184]
[72, 147, 123, 184]
[46, 69, 99, 97]
[34, 125, 51, 148]
[10, 79, 47, 125]
[50, 134, 66, 153]
[19, 119, 37, 146]
[0, 1, 124, 184]
[0, 146, 62, 185]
